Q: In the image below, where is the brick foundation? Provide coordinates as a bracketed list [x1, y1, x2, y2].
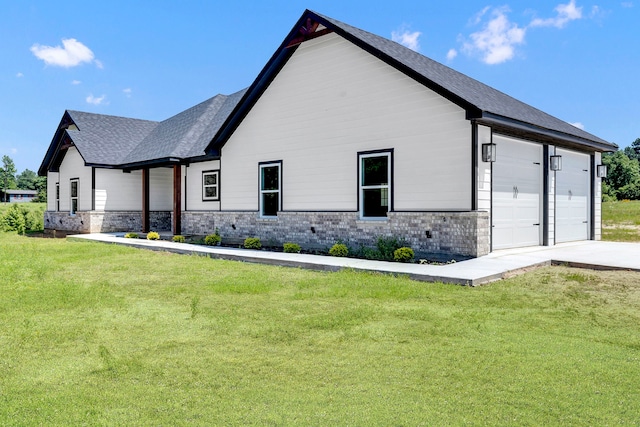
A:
[44, 211, 171, 233]
[182, 210, 489, 258]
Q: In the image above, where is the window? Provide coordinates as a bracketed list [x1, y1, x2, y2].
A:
[359, 151, 392, 218]
[55, 183, 60, 211]
[70, 179, 79, 215]
[202, 170, 220, 201]
[259, 162, 281, 217]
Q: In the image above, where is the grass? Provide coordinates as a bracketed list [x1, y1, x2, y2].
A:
[602, 200, 640, 241]
[1, 233, 640, 425]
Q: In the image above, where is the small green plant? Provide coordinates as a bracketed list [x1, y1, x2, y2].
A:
[329, 243, 348, 257]
[244, 237, 262, 249]
[146, 231, 160, 240]
[204, 233, 221, 246]
[124, 232, 139, 239]
[172, 235, 186, 243]
[393, 247, 415, 263]
[377, 236, 406, 261]
[190, 296, 200, 319]
[283, 242, 301, 253]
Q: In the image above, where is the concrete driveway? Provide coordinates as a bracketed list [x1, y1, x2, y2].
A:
[68, 234, 640, 285]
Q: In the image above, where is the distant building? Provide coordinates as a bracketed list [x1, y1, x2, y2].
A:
[1, 189, 38, 203]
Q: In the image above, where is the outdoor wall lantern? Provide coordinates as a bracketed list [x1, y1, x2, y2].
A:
[550, 155, 562, 171]
[482, 143, 496, 162]
[597, 164, 608, 178]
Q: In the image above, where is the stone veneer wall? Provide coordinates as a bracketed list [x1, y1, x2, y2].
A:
[181, 211, 490, 258]
[44, 211, 171, 233]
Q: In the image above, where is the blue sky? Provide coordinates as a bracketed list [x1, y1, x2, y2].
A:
[1, 1, 637, 174]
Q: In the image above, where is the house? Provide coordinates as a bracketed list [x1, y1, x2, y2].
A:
[1, 189, 38, 203]
[38, 10, 617, 259]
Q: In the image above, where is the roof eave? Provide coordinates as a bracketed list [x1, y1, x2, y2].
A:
[38, 111, 75, 176]
[119, 157, 183, 171]
[476, 113, 618, 153]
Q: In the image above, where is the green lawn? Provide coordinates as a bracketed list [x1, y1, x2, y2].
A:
[602, 200, 640, 241]
[1, 233, 639, 425]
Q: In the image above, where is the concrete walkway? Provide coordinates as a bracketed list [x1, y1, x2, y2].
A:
[67, 233, 640, 285]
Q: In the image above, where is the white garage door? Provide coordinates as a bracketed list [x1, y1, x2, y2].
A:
[492, 136, 543, 250]
[556, 149, 590, 243]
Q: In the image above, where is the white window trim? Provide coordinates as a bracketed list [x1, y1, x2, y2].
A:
[70, 178, 79, 216]
[259, 162, 281, 218]
[202, 170, 220, 201]
[359, 151, 392, 220]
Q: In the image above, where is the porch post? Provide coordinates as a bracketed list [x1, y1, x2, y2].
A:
[142, 168, 150, 232]
[173, 165, 181, 235]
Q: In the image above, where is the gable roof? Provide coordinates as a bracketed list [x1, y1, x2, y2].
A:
[38, 89, 246, 174]
[207, 10, 616, 154]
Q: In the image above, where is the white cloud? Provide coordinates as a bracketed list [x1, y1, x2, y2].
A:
[10, 148, 17, 154]
[123, 88, 132, 98]
[391, 27, 422, 51]
[31, 38, 97, 68]
[462, 7, 526, 64]
[446, 48, 458, 61]
[622, 2, 633, 7]
[530, 0, 583, 28]
[86, 94, 107, 105]
[570, 122, 585, 129]
[71, 80, 81, 85]
[16, 72, 23, 78]
[95, 59, 104, 69]
[459, 2, 587, 65]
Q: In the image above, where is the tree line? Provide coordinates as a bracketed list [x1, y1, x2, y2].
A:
[602, 138, 640, 201]
[1, 155, 47, 202]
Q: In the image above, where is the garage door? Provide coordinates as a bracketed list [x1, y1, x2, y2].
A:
[555, 149, 590, 243]
[492, 136, 543, 250]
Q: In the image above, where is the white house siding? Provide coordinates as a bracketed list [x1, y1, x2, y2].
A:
[548, 146, 557, 245]
[46, 171, 59, 211]
[149, 167, 173, 211]
[57, 147, 92, 212]
[594, 152, 602, 240]
[220, 33, 471, 212]
[476, 125, 492, 213]
[94, 169, 142, 211]
[185, 161, 221, 211]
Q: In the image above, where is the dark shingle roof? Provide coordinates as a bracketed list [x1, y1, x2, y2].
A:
[121, 88, 247, 166]
[65, 111, 158, 165]
[45, 88, 246, 170]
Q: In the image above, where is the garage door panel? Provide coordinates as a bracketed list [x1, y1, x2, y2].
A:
[556, 149, 589, 243]
[492, 136, 542, 250]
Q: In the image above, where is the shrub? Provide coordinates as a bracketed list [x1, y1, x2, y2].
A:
[146, 231, 160, 240]
[172, 235, 186, 243]
[283, 242, 301, 253]
[204, 233, 221, 246]
[329, 243, 348, 257]
[376, 236, 406, 261]
[393, 247, 415, 263]
[244, 237, 262, 249]
[124, 232, 139, 239]
[25, 210, 43, 232]
[1, 204, 26, 234]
